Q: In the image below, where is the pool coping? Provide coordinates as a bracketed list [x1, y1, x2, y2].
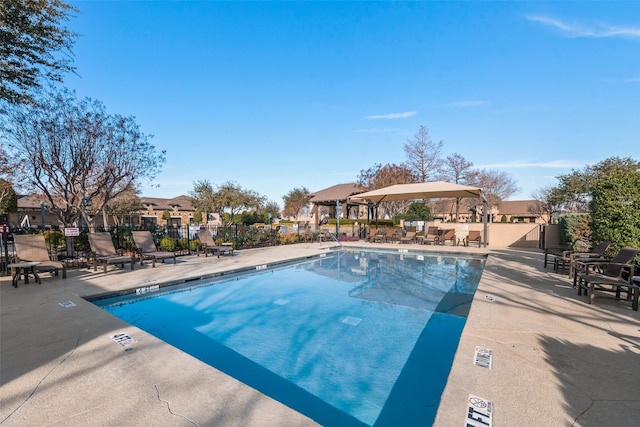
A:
[1, 242, 639, 426]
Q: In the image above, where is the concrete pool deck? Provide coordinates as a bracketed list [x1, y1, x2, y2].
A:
[1, 242, 638, 426]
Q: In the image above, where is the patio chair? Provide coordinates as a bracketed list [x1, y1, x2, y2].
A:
[131, 231, 176, 267]
[366, 228, 379, 243]
[439, 229, 456, 245]
[87, 232, 135, 273]
[13, 234, 66, 279]
[575, 247, 639, 307]
[400, 231, 416, 244]
[556, 240, 611, 275]
[419, 226, 440, 245]
[384, 227, 402, 243]
[467, 230, 482, 247]
[196, 230, 234, 258]
[544, 239, 579, 269]
[320, 229, 336, 242]
[369, 228, 385, 243]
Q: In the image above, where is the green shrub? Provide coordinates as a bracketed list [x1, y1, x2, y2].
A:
[559, 214, 591, 251]
[44, 230, 65, 248]
[177, 237, 189, 250]
[159, 237, 176, 251]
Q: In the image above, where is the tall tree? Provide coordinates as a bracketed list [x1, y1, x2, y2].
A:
[553, 157, 640, 213]
[189, 180, 217, 213]
[404, 125, 443, 182]
[1, 87, 165, 227]
[439, 153, 477, 221]
[0, 0, 77, 105]
[282, 187, 310, 220]
[0, 141, 23, 214]
[214, 181, 264, 225]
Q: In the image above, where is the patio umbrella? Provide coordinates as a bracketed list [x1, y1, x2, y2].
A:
[349, 181, 489, 246]
[350, 181, 483, 203]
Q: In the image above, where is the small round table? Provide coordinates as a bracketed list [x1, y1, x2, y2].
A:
[7, 262, 41, 288]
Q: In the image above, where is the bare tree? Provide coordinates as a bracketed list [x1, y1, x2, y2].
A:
[474, 169, 519, 207]
[1, 87, 165, 227]
[102, 185, 143, 226]
[439, 153, 477, 221]
[404, 125, 443, 182]
[1, 0, 78, 105]
[530, 185, 565, 223]
[357, 163, 417, 218]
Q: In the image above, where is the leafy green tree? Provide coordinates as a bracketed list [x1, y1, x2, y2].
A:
[190, 180, 264, 225]
[590, 167, 640, 256]
[214, 181, 264, 225]
[259, 200, 280, 223]
[403, 202, 433, 221]
[553, 157, 640, 213]
[0, 178, 17, 214]
[161, 210, 171, 221]
[189, 180, 216, 213]
[282, 187, 310, 220]
[192, 209, 203, 224]
[0, 0, 78, 105]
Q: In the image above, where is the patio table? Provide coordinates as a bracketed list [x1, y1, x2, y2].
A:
[8, 261, 41, 287]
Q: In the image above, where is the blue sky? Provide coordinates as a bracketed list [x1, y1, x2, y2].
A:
[66, 1, 640, 207]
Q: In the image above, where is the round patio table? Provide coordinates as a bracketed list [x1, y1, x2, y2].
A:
[7, 261, 41, 288]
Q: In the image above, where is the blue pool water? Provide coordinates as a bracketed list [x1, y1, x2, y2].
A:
[95, 249, 485, 426]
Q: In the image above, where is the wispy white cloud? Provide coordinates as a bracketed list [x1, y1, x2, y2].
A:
[365, 111, 416, 120]
[447, 100, 489, 108]
[615, 76, 640, 83]
[477, 160, 583, 169]
[526, 15, 640, 39]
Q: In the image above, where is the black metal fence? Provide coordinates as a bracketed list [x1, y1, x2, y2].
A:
[1, 224, 287, 270]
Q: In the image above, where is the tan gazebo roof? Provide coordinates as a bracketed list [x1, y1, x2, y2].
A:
[309, 183, 364, 204]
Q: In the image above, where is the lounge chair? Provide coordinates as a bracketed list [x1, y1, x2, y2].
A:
[419, 226, 440, 245]
[557, 241, 611, 275]
[439, 229, 456, 245]
[87, 232, 135, 273]
[384, 227, 402, 243]
[467, 230, 482, 247]
[366, 228, 380, 243]
[575, 247, 639, 308]
[13, 234, 66, 279]
[320, 229, 336, 242]
[369, 228, 385, 243]
[196, 230, 234, 258]
[544, 239, 579, 269]
[132, 231, 176, 267]
[400, 231, 416, 244]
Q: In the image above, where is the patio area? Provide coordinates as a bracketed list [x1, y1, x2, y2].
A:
[1, 242, 639, 426]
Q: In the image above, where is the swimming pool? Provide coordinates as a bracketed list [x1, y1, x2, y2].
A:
[95, 248, 485, 426]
